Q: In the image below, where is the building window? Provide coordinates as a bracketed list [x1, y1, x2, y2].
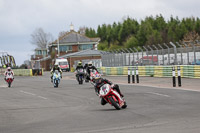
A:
[79, 44, 93, 50]
[36, 50, 42, 55]
[43, 50, 47, 56]
[59, 45, 72, 52]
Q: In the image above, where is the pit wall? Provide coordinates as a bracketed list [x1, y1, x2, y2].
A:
[100, 65, 200, 78]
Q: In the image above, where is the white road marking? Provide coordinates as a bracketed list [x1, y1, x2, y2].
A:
[20, 90, 36, 96]
[37, 96, 48, 100]
[20, 90, 48, 100]
[147, 92, 170, 97]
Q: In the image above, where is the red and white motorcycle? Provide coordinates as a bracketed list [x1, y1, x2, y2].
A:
[5, 72, 14, 87]
[99, 84, 127, 110]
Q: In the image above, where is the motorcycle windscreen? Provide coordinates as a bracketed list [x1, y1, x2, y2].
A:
[99, 84, 111, 96]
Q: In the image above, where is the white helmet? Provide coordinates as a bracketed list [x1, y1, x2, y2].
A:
[88, 61, 92, 67]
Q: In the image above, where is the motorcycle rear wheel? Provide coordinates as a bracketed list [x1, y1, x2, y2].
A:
[108, 97, 120, 110]
[8, 82, 11, 88]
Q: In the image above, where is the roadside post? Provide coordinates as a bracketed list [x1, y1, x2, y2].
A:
[172, 66, 176, 87]
[136, 65, 139, 83]
[132, 67, 135, 83]
[128, 67, 130, 84]
[177, 66, 181, 87]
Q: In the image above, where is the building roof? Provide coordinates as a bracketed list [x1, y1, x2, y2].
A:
[35, 48, 47, 51]
[60, 49, 103, 58]
[52, 31, 100, 45]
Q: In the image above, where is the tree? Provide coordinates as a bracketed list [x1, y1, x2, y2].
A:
[31, 28, 54, 48]
[124, 36, 138, 48]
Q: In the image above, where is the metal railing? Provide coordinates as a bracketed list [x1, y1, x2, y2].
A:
[101, 41, 200, 67]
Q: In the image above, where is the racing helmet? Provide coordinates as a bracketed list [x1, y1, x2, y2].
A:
[54, 63, 59, 68]
[88, 61, 92, 67]
[78, 62, 82, 66]
[7, 67, 11, 71]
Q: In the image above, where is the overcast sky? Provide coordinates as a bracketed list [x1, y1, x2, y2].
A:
[0, 0, 200, 65]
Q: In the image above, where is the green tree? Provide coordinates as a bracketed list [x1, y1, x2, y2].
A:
[124, 36, 138, 48]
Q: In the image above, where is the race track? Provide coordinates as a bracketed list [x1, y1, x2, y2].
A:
[0, 72, 200, 133]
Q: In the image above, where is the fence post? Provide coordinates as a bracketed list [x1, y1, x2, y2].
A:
[183, 42, 189, 65]
[164, 43, 170, 65]
[177, 66, 181, 87]
[138, 46, 143, 66]
[172, 66, 176, 87]
[170, 42, 177, 65]
[153, 45, 159, 65]
[148, 45, 154, 65]
[143, 46, 149, 65]
[158, 44, 164, 65]
[176, 42, 183, 65]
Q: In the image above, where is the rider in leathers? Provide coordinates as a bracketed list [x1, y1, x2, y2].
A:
[50, 63, 62, 82]
[75, 62, 84, 80]
[4, 67, 14, 81]
[86, 62, 98, 80]
[94, 75, 124, 105]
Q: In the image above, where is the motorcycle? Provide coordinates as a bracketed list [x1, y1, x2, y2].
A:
[53, 70, 61, 87]
[76, 68, 85, 84]
[99, 84, 127, 110]
[5, 72, 14, 88]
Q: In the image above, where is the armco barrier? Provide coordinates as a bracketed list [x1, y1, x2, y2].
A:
[100, 65, 200, 78]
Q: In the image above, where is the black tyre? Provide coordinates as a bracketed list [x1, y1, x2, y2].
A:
[80, 77, 83, 84]
[56, 80, 58, 87]
[108, 97, 120, 110]
[8, 82, 11, 88]
[122, 101, 127, 109]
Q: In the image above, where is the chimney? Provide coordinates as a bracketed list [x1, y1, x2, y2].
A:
[70, 23, 74, 31]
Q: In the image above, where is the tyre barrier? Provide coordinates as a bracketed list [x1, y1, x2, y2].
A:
[100, 65, 200, 79]
[12, 69, 33, 76]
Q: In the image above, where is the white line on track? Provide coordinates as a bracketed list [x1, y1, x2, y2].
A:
[20, 90, 36, 96]
[20, 90, 48, 100]
[147, 92, 170, 97]
[37, 96, 48, 100]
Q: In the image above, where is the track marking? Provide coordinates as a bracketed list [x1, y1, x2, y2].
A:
[20, 90, 48, 100]
[20, 90, 36, 96]
[147, 92, 170, 97]
[0, 84, 8, 88]
[37, 96, 48, 100]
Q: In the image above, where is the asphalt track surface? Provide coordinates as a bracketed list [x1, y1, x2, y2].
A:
[0, 72, 200, 133]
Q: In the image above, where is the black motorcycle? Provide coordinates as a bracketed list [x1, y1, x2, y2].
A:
[76, 68, 85, 84]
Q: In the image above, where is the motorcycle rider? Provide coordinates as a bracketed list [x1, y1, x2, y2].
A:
[93, 74, 124, 105]
[86, 62, 98, 80]
[4, 67, 14, 81]
[75, 62, 84, 80]
[50, 63, 62, 82]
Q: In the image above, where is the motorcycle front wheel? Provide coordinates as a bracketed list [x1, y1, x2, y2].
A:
[108, 97, 120, 110]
